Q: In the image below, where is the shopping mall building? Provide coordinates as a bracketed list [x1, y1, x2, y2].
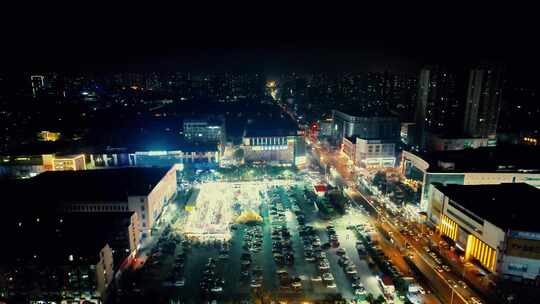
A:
[428, 183, 540, 281]
[400, 146, 540, 211]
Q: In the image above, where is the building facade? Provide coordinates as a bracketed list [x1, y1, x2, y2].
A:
[41, 166, 178, 237]
[183, 116, 225, 144]
[427, 134, 495, 152]
[133, 147, 219, 169]
[355, 138, 396, 168]
[0, 153, 88, 179]
[415, 68, 460, 149]
[342, 137, 357, 163]
[428, 183, 540, 281]
[463, 67, 503, 139]
[242, 135, 297, 166]
[331, 110, 400, 143]
[400, 147, 540, 210]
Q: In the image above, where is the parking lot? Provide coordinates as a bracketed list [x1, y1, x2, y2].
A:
[119, 181, 393, 303]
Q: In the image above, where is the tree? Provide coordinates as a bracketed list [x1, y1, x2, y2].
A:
[373, 171, 387, 187]
[233, 148, 245, 161]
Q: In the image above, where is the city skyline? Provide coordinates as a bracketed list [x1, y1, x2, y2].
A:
[1, 9, 540, 304]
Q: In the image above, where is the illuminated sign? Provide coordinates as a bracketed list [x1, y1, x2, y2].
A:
[251, 146, 288, 151]
[148, 151, 167, 156]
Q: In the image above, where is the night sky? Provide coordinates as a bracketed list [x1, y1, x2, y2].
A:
[1, 6, 538, 79]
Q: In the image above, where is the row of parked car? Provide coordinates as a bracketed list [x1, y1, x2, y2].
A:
[200, 257, 225, 294]
[269, 188, 302, 290]
[162, 238, 190, 288]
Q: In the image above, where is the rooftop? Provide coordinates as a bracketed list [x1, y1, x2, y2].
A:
[244, 118, 298, 137]
[343, 136, 357, 144]
[0, 212, 135, 265]
[0, 166, 173, 207]
[414, 145, 540, 173]
[434, 183, 540, 232]
[332, 109, 396, 119]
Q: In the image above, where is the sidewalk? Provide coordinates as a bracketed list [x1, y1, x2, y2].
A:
[426, 229, 497, 302]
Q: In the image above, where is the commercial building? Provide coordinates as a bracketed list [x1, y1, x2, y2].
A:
[242, 134, 297, 166]
[355, 138, 396, 168]
[342, 136, 395, 168]
[331, 110, 400, 143]
[400, 122, 417, 146]
[0, 212, 139, 303]
[183, 115, 225, 144]
[427, 134, 495, 152]
[332, 110, 398, 168]
[49, 154, 86, 171]
[318, 118, 334, 138]
[428, 183, 540, 281]
[463, 67, 503, 139]
[2, 166, 177, 237]
[241, 120, 304, 166]
[133, 144, 219, 170]
[342, 136, 357, 162]
[400, 145, 540, 210]
[0, 153, 87, 179]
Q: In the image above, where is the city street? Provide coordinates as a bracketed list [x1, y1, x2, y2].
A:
[311, 139, 490, 304]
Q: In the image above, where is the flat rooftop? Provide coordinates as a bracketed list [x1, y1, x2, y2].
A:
[333, 108, 395, 118]
[434, 183, 540, 232]
[244, 118, 298, 137]
[415, 145, 540, 173]
[0, 166, 173, 206]
[0, 212, 135, 264]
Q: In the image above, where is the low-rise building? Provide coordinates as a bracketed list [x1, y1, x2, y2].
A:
[0, 212, 138, 303]
[0, 153, 87, 179]
[331, 110, 400, 144]
[428, 183, 540, 281]
[241, 120, 303, 166]
[400, 145, 540, 210]
[355, 138, 396, 168]
[133, 144, 219, 169]
[343, 136, 396, 168]
[183, 115, 225, 144]
[427, 134, 495, 152]
[1, 166, 177, 238]
[342, 136, 357, 163]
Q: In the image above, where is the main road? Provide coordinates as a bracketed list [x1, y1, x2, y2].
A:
[309, 141, 487, 304]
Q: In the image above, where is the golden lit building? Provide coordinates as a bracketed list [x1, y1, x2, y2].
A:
[37, 130, 61, 142]
[49, 154, 86, 171]
[428, 183, 540, 280]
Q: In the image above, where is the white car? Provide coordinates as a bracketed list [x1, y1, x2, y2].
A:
[319, 262, 330, 270]
[346, 266, 357, 275]
[447, 279, 458, 288]
[174, 278, 185, 287]
[211, 286, 223, 293]
[326, 282, 337, 289]
[311, 275, 323, 282]
[322, 273, 334, 281]
[250, 280, 262, 288]
[469, 297, 483, 304]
